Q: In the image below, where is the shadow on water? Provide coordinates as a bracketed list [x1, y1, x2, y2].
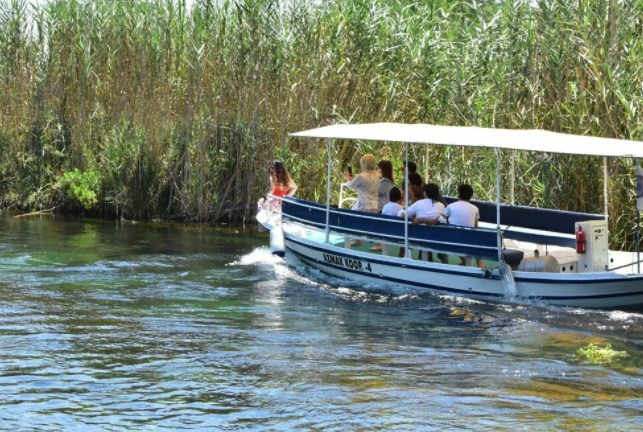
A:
[0, 216, 641, 430]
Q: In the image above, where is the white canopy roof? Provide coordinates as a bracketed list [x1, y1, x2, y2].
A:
[290, 123, 643, 158]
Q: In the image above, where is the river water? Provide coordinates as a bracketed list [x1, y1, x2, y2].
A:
[0, 215, 641, 430]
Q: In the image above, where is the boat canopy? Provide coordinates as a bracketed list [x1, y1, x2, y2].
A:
[291, 123, 643, 158]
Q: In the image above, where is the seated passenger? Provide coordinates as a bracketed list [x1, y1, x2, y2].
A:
[444, 184, 483, 267]
[407, 172, 424, 203]
[399, 160, 417, 180]
[444, 184, 479, 227]
[401, 183, 445, 225]
[382, 187, 403, 216]
[399, 183, 447, 263]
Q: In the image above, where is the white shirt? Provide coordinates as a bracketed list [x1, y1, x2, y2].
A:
[444, 200, 480, 227]
[345, 171, 379, 212]
[381, 202, 402, 216]
[400, 199, 445, 220]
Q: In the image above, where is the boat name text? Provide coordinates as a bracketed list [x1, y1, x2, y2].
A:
[322, 253, 372, 273]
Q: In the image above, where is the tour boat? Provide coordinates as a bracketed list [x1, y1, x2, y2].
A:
[256, 123, 643, 309]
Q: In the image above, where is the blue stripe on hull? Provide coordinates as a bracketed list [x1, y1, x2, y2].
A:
[285, 237, 643, 303]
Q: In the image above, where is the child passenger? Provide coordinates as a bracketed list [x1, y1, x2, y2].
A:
[370, 187, 403, 252]
[381, 187, 403, 216]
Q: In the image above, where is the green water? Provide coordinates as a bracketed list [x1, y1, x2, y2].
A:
[0, 215, 641, 430]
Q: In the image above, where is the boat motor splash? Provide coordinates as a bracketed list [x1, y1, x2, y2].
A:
[269, 224, 285, 257]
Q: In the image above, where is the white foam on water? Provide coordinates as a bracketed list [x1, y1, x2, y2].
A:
[606, 310, 642, 322]
[437, 294, 486, 306]
[228, 247, 284, 267]
[0, 254, 32, 266]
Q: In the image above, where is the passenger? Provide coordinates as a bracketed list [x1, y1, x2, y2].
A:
[370, 186, 403, 252]
[404, 183, 446, 225]
[268, 160, 297, 198]
[381, 187, 403, 216]
[398, 183, 447, 263]
[258, 160, 297, 210]
[407, 172, 424, 203]
[377, 160, 394, 212]
[400, 161, 417, 177]
[344, 154, 378, 213]
[444, 184, 479, 227]
[444, 184, 483, 267]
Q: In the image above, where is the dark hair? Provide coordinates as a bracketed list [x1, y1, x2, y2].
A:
[378, 160, 393, 181]
[458, 184, 474, 201]
[405, 161, 417, 174]
[423, 183, 440, 201]
[408, 172, 423, 187]
[388, 187, 401, 202]
[270, 160, 290, 186]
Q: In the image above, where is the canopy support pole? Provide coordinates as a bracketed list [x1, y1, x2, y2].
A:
[510, 150, 515, 205]
[637, 158, 641, 274]
[404, 142, 410, 258]
[324, 137, 332, 243]
[638, 199, 641, 275]
[603, 156, 609, 221]
[425, 146, 430, 182]
[495, 148, 502, 263]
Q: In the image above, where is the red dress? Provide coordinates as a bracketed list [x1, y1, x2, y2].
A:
[272, 187, 289, 197]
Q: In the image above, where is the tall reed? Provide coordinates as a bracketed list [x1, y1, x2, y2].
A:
[0, 0, 640, 248]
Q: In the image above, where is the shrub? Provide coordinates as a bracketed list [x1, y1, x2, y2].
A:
[59, 169, 101, 210]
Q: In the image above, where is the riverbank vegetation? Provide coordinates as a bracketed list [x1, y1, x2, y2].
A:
[0, 0, 641, 248]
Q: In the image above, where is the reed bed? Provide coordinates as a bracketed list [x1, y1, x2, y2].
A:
[0, 0, 640, 248]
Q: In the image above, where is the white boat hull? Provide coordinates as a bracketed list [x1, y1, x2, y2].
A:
[283, 232, 643, 309]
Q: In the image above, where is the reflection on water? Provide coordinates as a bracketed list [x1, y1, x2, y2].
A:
[0, 215, 641, 430]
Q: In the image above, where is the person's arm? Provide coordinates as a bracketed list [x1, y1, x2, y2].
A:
[287, 178, 298, 196]
[345, 173, 363, 190]
[413, 202, 445, 225]
[344, 167, 354, 182]
[443, 205, 452, 223]
[412, 215, 440, 225]
[404, 201, 419, 219]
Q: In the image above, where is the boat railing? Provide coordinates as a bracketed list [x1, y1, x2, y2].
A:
[282, 197, 499, 260]
[338, 183, 356, 209]
[444, 196, 605, 235]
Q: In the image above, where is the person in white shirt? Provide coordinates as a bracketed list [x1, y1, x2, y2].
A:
[399, 183, 445, 225]
[344, 154, 379, 213]
[381, 187, 403, 216]
[398, 183, 447, 263]
[444, 184, 480, 227]
[444, 184, 483, 266]
[370, 187, 402, 252]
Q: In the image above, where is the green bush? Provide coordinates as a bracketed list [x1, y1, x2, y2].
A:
[59, 169, 101, 210]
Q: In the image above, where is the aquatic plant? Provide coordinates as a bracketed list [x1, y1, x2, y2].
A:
[0, 0, 640, 248]
[576, 343, 629, 364]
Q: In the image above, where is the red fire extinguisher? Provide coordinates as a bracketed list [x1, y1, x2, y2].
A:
[576, 226, 586, 254]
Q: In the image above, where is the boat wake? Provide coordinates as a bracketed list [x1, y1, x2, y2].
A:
[232, 248, 643, 341]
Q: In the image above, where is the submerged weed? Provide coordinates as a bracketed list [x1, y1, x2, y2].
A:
[576, 343, 629, 365]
